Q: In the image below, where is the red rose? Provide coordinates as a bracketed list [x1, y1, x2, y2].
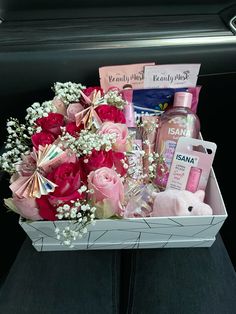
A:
[95, 105, 126, 124]
[47, 162, 84, 202]
[83, 149, 127, 177]
[113, 152, 127, 177]
[83, 86, 104, 97]
[83, 149, 113, 174]
[36, 162, 84, 220]
[36, 196, 57, 221]
[36, 113, 64, 136]
[31, 131, 55, 150]
[65, 121, 83, 137]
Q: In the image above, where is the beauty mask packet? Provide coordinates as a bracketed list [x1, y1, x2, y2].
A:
[99, 62, 155, 92]
[144, 64, 201, 89]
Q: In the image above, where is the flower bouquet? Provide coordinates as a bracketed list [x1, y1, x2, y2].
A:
[0, 82, 159, 248]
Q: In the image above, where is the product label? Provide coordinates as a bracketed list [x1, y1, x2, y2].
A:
[157, 117, 195, 167]
[168, 127, 191, 137]
[166, 154, 199, 190]
[175, 153, 199, 166]
[163, 140, 177, 169]
[167, 163, 187, 190]
[108, 72, 143, 84]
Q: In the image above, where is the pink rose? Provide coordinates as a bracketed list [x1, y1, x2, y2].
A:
[67, 102, 84, 122]
[98, 122, 129, 152]
[88, 167, 124, 218]
[52, 96, 67, 115]
[12, 195, 42, 221]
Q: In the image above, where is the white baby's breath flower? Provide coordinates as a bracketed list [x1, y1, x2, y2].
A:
[103, 89, 127, 109]
[25, 100, 56, 132]
[60, 129, 116, 157]
[81, 185, 87, 192]
[0, 118, 30, 173]
[148, 165, 154, 171]
[53, 82, 85, 105]
[70, 212, 77, 219]
[56, 214, 64, 220]
[63, 204, 70, 211]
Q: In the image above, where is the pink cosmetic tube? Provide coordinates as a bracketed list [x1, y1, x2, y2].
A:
[140, 116, 159, 180]
[141, 115, 159, 146]
[143, 143, 155, 181]
[122, 88, 136, 128]
[186, 167, 202, 193]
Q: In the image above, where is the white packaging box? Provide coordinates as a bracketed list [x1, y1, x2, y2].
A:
[19, 168, 227, 251]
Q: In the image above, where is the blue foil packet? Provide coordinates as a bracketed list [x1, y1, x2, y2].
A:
[132, 88, 187, 114]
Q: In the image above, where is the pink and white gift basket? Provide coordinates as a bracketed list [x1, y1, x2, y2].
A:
[0, 64, 227, 251]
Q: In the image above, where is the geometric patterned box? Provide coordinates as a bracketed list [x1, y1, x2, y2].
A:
[19, 168, 227, 251]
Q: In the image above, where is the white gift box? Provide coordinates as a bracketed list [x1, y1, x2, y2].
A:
[19, 168, 227, 251]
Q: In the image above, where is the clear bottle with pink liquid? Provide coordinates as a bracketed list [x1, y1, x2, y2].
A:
[155, 92, 200, 189]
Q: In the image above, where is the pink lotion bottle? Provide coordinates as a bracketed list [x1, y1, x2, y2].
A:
[155, 92, 200, 189]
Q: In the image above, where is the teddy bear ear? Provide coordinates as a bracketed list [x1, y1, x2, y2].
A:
[194, 190, 205, 202]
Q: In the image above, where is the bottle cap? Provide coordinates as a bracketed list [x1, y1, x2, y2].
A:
[173, 92, 193, 108]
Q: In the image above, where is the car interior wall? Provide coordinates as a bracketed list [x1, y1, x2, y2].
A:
[1, 0, 235, 18]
